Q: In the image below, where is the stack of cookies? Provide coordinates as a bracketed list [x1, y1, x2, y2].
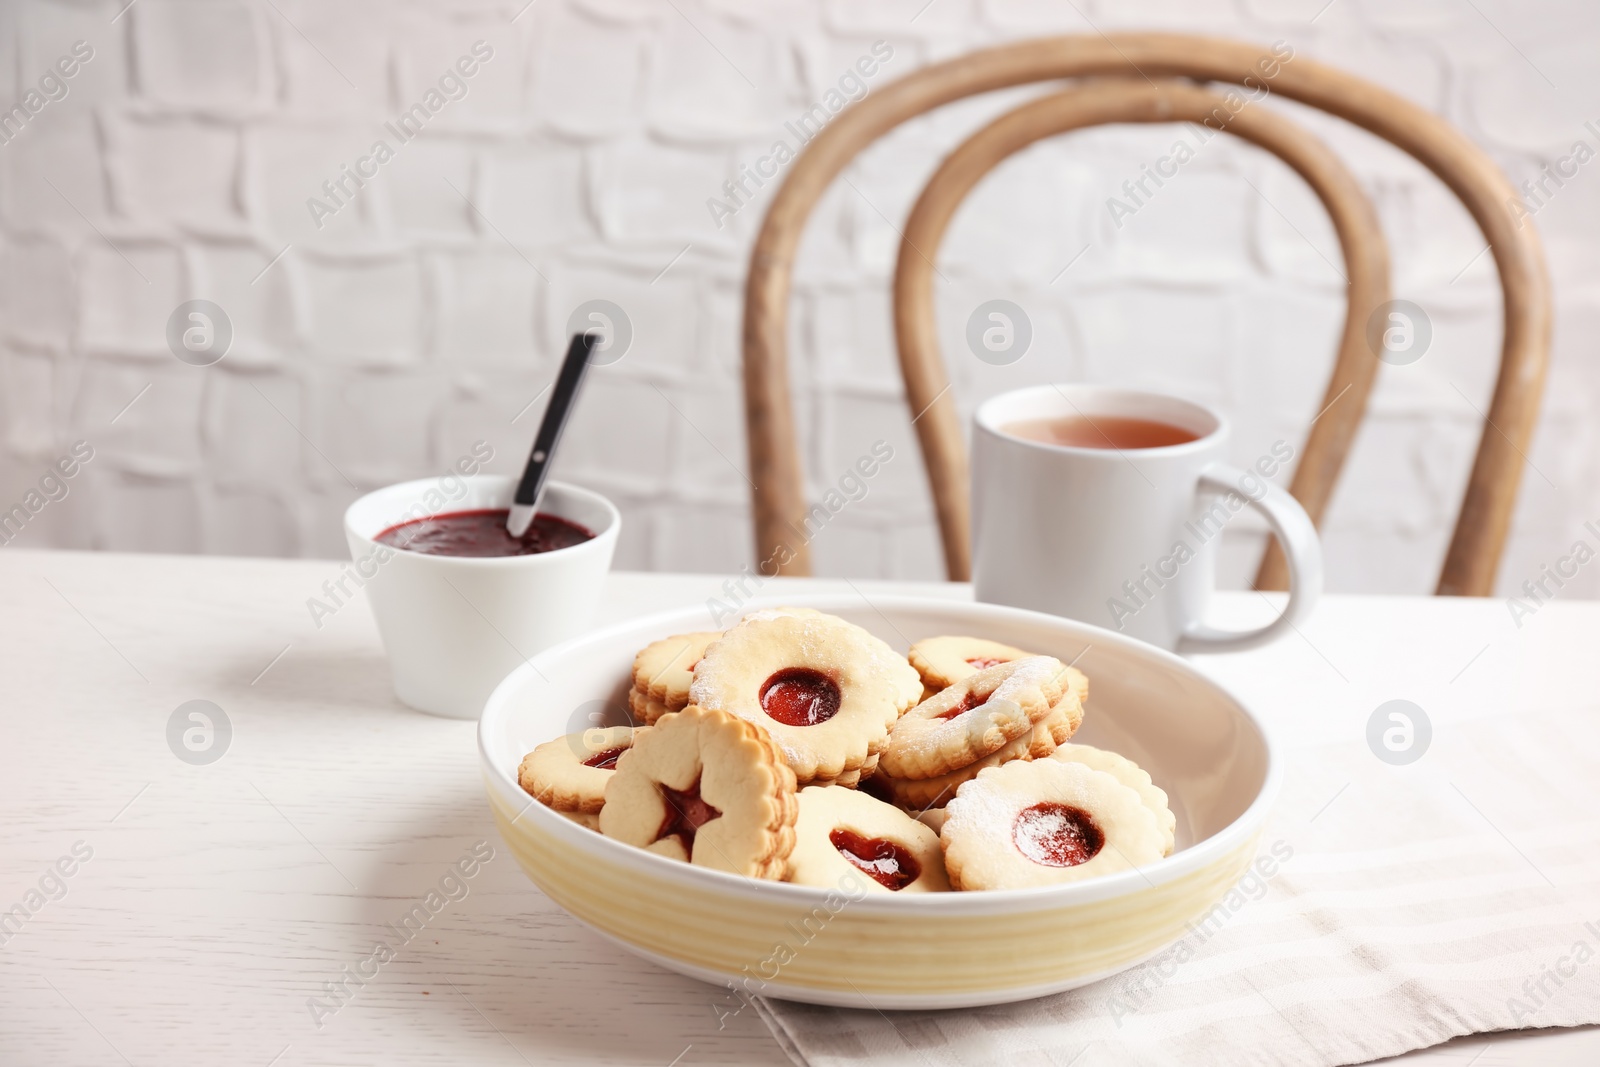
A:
[517, 608, 1175, 892]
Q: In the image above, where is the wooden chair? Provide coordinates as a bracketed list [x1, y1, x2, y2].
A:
[742, 34, 1550, 597]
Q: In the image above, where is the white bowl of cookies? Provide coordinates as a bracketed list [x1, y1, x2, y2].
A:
[479, 595, 1277, 1009]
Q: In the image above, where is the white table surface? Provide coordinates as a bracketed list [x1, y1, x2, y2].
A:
[1, 548, 1595, 1067]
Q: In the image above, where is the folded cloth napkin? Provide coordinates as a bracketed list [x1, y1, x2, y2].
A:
[754, 706, 1600, 1067]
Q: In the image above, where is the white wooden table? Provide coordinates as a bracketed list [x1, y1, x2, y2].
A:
[1, 548, 1595, 1066]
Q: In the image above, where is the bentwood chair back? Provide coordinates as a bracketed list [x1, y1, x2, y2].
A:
[741, 35, 1550, 596]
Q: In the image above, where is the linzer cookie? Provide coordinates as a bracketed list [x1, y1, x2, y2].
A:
[940, 759, 1165, 890]
[871, 658, 1080, 807]
[688, 612, 921, 783]
[909, 635, 1089, 708]
[871, 723, 1040, 810]
[518, 726, 645, 814]
[877, 657, 1068, 781]
[786, 786, 948, 893]
[1051, 744, 1176, 856]
[599, 705, 797, 879]
[632, 631, 722, 717]
[872, 692, 1082, 810]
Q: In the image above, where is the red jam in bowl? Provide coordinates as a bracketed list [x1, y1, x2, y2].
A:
[375, 509, 593, 558]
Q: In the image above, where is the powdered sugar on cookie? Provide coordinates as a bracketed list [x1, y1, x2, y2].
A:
[689, 612, 920, 782]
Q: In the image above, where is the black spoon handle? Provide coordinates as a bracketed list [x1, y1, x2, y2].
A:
[506, 332, 596, 536]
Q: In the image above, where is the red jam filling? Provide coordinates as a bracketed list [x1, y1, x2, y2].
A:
[581, 746, 627, 770]
[1012, 803, 1104, 868]
[965, 657, 1007, 670]
[656, 779, 722, 851]
[759, 668, 842, 727]
[936, 691, 983, 721]
[829, 828, 921, 890]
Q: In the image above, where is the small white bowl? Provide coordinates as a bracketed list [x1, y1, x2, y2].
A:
[479, 594, 1278, 1008]
[345, 474, 619, 719]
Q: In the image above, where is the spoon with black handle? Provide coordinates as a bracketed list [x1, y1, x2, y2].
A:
[506, 332, 597, 538]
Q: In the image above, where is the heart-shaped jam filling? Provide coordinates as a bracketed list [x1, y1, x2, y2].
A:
[965, 657, 1007, 670]
[581, 746, 627, 770]
[759, 668, 842, 727]
[829, 828, 921, 890]
[1012, 802, 1104, 868]
[936, 691, 983, 721]
[656, 779, 722, 850]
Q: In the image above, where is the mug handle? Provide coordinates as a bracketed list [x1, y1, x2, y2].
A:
[1177, 462, 1324, 654]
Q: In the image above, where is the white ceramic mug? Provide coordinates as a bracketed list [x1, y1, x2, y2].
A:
[971, 385, 1322, 653]
[345, 475, 620, 719]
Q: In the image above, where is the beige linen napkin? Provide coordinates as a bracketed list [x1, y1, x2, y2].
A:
[753, 706, 1600, 1066]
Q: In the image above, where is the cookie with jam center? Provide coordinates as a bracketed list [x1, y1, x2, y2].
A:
[909, 635, 1089, 708]
[518, 725, 646, 814]
[599, 705, 797, 879]
[689, 612, 921, 784]
[878, 657, 1072, 781]
[941, 759, 1164, 891]
[786, 785, 948, 893]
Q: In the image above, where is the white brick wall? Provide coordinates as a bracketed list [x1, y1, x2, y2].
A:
[1, 0, 1597, 601]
